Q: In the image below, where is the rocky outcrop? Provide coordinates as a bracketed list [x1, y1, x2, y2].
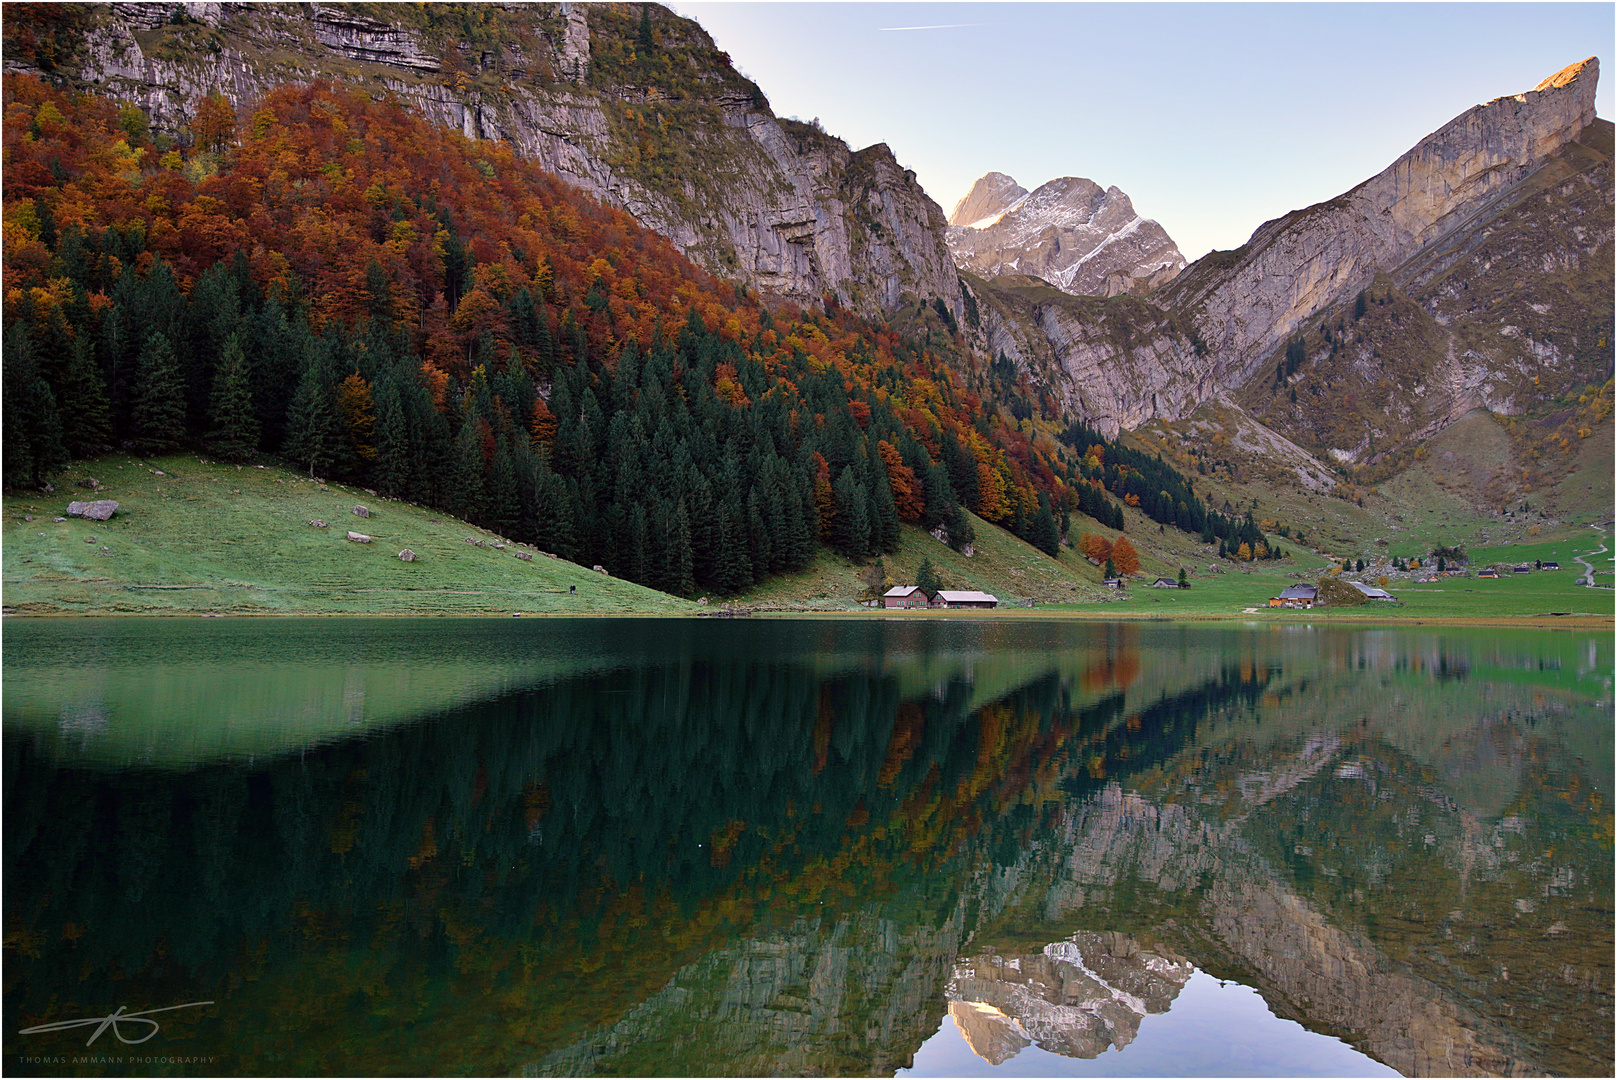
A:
[14, 2, 962, 321]
[948, 174, 1185, 297]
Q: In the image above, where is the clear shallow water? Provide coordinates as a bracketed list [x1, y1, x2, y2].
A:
[3, 618, 1611, 1077]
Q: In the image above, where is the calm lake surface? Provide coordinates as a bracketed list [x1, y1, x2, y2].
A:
[4, 618, 1611, 1077]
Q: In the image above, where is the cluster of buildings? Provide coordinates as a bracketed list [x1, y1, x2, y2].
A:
[882, 586, 999, 609]
[1267, 581, 1395, 609]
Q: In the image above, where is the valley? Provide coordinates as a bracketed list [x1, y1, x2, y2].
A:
[0, 3, 1610, 623]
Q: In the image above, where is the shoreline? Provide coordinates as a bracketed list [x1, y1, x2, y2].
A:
[4, 608, 1611, 631]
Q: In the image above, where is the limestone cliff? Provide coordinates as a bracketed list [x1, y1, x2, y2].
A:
[969, 59, 1608, 449]
[948, 173, 1185, 297]
[4, 2, 962, 320]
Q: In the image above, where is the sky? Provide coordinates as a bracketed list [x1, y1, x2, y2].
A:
[670, 3, 1614, 260]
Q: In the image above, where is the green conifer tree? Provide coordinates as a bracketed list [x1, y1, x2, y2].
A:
[832, 466, 870, 560]
[916, 556, 942, 597]
[2, 326, 69, 488]
[282, 358, 340, 477]
[448, 422, 489, 524]
[131, 331, 186, 454]
[204, 334, 259, 461]
[371, 375, 411, 497]
[58, 335, 113, 459]
[1030, 495, 1060, 557]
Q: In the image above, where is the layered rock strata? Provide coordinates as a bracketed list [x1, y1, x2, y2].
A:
[947, 173, 1185, 296]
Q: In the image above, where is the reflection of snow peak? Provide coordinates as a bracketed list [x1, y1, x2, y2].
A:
[945, 932, 1194, 1064]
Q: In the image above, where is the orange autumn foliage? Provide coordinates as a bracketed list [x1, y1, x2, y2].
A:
[877, 440, 923, 521]
[1077, 533, 1113, 565]
[1111, 536, 1140, 576]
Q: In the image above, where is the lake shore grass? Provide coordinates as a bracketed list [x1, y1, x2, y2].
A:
[5, 453, 1610, 627]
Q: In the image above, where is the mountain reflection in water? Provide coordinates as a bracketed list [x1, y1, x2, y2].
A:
[3, 619, 1610, 1077]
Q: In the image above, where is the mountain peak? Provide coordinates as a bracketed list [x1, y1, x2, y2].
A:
[947, 174, 1185, 297]
[1534, 55, 1597, 93]
[950, 173, 1030, 228]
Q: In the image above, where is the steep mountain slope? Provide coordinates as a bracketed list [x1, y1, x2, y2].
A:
[947, 172, 1185, 297]
[969, 59, 1608, 445]
[1, 2, 962, 321]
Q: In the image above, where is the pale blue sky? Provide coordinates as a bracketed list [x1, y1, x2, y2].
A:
[671, 3, 1614, 259]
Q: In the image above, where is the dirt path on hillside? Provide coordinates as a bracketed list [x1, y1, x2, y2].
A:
[1574, 526, 1607, 587]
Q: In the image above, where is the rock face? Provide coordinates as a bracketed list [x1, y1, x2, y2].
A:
[15, 2, 961, 321]
[1161, 57, 1604, 393]
[970, 59, 1608, 441]
[948, 174, 1185, 297]
[65, 500, 118, 521]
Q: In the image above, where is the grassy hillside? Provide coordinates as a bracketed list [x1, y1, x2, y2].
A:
[2, 453, 692, 616]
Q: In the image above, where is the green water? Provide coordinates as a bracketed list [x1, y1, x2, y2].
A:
[3, 618, 1611, 1076]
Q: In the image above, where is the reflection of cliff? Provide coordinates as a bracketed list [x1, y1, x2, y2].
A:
[528, 906, 967, 1076]
[947, 933, 1193, 1063]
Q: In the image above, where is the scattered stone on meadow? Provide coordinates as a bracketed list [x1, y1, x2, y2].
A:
[592, 564, 609, 575]
[364, 488, 377, 496]
[514, 551, 533, 561]
[309, 519, 328, 528]
[398, 549, 416, 562]
[66, 500, 119, 521]
[53, 517, 65, 522]
[353, 505, 370, 518]
[494, 543, 505, 550]
[22, 515, 33, 522]
[347, 531, 371, 543]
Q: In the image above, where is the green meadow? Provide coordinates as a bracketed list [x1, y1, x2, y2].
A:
[2, 453, 690, 616]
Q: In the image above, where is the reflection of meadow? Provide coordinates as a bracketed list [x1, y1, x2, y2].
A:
[3, 621, 1610, 1076]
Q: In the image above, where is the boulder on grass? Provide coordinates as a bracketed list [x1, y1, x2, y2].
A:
[309, 519, 328, 528]
[347, 531, 372, 543]
[398, 549, 416, 562]
[353, 505, 370, 518]
[66, 500, 118, 521]
[514, 551, 533, 561]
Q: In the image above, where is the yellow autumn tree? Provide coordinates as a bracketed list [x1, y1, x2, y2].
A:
[336, 372, 376, 461]
[976, 462, 1009, 522]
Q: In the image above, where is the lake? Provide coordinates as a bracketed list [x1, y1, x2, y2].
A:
[4, 618, 1611, 1077]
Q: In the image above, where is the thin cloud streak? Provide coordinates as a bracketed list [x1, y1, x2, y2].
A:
[875, 23, 983, 31]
